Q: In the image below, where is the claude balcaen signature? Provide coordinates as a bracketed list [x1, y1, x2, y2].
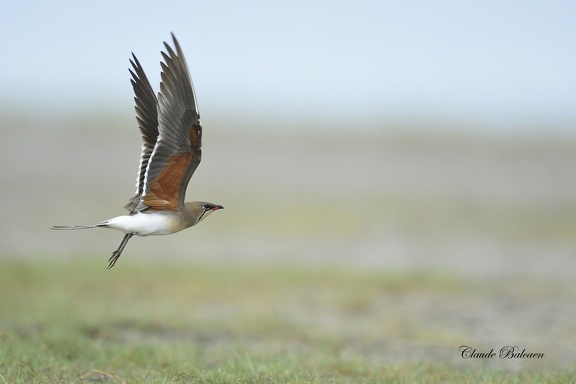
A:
[460, 345, 544, 359]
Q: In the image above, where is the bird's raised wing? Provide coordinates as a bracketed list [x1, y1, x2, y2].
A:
[139, 33, 202, 213]
[124, 54, 159, 213]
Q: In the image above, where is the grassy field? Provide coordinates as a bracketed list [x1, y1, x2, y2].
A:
[1, 115, 576, 382]
[0, 259, 573, 383]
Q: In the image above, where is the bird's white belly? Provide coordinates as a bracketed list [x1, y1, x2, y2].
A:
[103, 213, 180, 236]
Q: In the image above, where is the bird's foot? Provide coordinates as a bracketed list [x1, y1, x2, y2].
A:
[106, 233, 134, 269]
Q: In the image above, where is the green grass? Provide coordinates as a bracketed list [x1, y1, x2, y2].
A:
[0, 259, 573, 383]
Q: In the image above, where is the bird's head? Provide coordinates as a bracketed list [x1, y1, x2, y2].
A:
[185, 201, 224, 227]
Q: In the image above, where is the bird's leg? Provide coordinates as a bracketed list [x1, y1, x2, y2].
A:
[107, 233, 134, 269]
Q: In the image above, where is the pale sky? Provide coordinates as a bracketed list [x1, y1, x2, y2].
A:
[1, 0, 575, 132]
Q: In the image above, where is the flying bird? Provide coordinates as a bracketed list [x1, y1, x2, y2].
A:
[52, 34, 223, 268]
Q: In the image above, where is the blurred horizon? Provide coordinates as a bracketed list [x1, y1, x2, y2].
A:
[2, 103, 575, 139]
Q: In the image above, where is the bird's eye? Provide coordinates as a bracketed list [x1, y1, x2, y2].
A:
[203, 204, 212, 210]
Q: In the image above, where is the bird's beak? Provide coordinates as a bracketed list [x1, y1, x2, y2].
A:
[212, 205, 224, 211]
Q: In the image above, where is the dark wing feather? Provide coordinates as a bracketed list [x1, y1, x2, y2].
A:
[140, 33, 202, 212]
[124, 53, 159, 213]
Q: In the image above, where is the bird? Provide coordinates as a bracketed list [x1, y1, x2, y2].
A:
[52, 33, 223, 269]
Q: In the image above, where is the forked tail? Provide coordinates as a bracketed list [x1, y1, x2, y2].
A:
[50, 224, 102, 230]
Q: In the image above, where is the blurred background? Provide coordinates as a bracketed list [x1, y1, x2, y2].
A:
[1, 0, 574, 274]
[1, 0, 575, 372]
